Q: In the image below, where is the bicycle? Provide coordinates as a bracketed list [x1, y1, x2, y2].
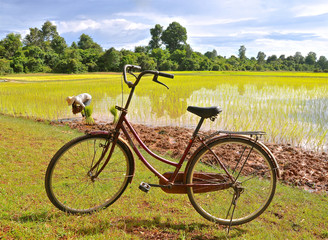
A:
[45, 65, 280, 227]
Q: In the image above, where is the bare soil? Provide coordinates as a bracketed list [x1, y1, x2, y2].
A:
[53, 119, 328, 193]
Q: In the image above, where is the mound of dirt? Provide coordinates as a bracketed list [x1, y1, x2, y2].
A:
[53, 119, 328, 193]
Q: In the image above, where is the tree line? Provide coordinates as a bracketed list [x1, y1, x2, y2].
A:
[1, 21, 328, 74]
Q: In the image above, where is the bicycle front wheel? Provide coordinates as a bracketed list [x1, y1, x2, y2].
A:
[45, 134, 134, 214]
[186, 136, 277, 226]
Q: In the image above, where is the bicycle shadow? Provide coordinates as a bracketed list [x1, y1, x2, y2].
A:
[117, 217, 247, 239]
[6, 212, 246, 239]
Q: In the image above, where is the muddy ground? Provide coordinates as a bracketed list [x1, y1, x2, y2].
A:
[53, 119, 328, 193]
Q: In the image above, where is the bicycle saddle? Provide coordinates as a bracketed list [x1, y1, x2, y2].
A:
[187, 106, 222, 118]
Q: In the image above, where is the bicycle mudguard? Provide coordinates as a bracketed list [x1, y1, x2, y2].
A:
[185, 134, 280, 179]
[88, 130, 111, 135]
[87, 131, 136, 183]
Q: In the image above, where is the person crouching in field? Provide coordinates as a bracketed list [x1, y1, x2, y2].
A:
[66, 93, 92, 116]
[66, 93, 94, 125]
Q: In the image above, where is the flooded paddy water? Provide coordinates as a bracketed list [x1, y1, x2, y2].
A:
[0, 71, 327, 152]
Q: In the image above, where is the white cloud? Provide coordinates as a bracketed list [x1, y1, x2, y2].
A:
[55, 19, 100, 33]
[187, 17, 256, 27]
[2, 0, 328, 57]
[252, 38, 328, 57]
[116, 12, 187, 28]
[293, 3, 328, 17]
[55, 18, 151, 34]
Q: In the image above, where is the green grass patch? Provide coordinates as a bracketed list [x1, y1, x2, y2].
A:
[0, 114, 327, 239]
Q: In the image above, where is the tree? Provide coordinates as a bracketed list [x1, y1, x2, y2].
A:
[305, 52, 316, 65]
[71, 42, 78, 49]
[54, 48, 86, 73]
[24, 45, 45, 72]
[227, 55, 239, 70]
[11, 49, 27, 73]
[317, 56, 328, 71]
[134, 46, 148, 53]
[169, 49, 186, 65]
[279, 55, 286, 61]
[149, 24, 163, 50]
[0, 33, 22, 59]
[51, 35, 67, 54]
[238, 45, 246, 61]
[41, 21, 58, 42]
[80, 48, 101, 72]
[78, 34, 102, 52]
[161, 22, 187, 52]
[24, 21, 59, 51]
[267, 55, 277, 64]
[24, 27, 42, 47]
[294, 52, 304, 64]
[200, 57, 213, 70]
[257, 51, 266, 65]
[99, 47, 122, 71]
[204, 49, 217, 60]
[137, 53, 156, 70]
[120, 49, 138, 70]
[151, 48, 170, 69]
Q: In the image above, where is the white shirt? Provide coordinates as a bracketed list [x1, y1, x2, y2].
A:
[66, 93, 92, 108]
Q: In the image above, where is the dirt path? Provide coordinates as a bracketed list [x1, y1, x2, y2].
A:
[53, 120, 328, 193]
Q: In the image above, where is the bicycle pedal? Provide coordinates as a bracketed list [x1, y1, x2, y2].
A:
[139, 182, 151, 193]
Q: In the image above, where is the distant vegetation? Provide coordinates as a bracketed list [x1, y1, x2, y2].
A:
[1, 21, 328, 74]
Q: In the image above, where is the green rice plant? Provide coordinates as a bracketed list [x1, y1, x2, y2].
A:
[84, 106, 94, 125]
[1, 72, 327, 151]
[109, 105, 118, 123]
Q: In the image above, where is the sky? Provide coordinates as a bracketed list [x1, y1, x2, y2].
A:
[1, 0, 328, 58]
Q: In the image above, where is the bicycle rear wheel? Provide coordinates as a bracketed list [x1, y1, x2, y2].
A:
[45, 134, 134, 214]
[186, 136, 277, 226]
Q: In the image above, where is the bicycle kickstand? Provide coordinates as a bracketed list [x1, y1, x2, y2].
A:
[226, 192, 240, 237]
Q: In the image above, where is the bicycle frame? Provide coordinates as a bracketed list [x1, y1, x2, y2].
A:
[91, 105, 202, 186]
[89, 65, 279, 192]
[89, 67, 234, 189]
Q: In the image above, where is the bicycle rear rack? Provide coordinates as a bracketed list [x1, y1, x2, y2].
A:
[203, 130, 266, 140]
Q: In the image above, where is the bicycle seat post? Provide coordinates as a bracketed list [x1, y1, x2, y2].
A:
[192, 117, 205, 138]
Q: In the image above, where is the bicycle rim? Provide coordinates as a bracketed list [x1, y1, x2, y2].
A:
[45, 135, 132, 214]
[187, 137, 276, 225]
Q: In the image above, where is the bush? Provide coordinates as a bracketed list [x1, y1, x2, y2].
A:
[0, 58, 13, 75]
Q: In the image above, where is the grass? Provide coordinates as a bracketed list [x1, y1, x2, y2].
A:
[0, 114, 327, 239]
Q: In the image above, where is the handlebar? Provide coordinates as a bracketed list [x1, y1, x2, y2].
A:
[123, 64, 174, 89]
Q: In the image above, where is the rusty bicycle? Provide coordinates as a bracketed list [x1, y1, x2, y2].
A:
[45, 65, 279, 226]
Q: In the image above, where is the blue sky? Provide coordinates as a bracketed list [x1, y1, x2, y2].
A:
[1, 0, 328, 58]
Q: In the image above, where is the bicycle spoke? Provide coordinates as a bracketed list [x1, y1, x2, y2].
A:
[239, 168, 272, 184]
[231, 146, 247, 175]
[187, 137, 276, 226]
[46, 135, 132, 214]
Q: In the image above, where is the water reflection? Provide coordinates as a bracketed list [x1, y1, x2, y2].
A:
[1, 74, 327, 151]
[94, 77, 328, 152]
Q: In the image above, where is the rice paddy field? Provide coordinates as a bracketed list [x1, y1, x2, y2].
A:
[0, 71, 327, 152]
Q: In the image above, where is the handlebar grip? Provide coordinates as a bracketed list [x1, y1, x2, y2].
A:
[123, 64, 142, 88]
[158, 72, 174, 79]
[126, 64, 141, 71]
[130, 65, 141, 70]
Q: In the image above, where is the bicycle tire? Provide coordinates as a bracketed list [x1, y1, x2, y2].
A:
[45, 134, 134, 214]
[186, 136, 277, 225]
